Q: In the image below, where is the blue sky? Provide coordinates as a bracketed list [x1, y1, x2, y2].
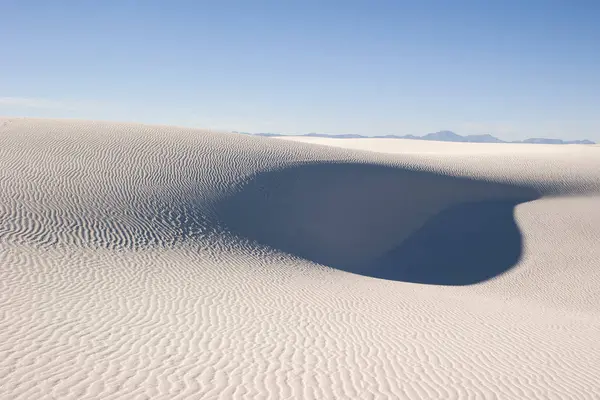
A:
[2, 0, 599, 140]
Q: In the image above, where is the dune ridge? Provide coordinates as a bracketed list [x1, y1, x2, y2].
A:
[1, 117, 600, 399]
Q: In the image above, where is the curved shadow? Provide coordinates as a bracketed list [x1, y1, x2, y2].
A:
[216, 163, 540, 285]
[361, 200, 526, 285]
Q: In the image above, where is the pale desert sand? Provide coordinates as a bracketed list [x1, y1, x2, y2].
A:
[1, 117, 600, 399]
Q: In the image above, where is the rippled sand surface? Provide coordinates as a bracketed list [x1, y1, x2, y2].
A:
[2, 118, 600, 399]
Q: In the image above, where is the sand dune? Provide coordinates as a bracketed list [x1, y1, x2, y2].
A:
[1, 117, 600, 399]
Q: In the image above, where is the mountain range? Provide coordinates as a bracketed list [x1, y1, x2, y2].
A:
[234, 130, 595, 144]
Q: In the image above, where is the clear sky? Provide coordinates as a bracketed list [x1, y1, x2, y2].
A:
[2, 0, 599, 141]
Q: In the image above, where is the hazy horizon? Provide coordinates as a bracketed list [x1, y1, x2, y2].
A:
[237, 129, 596, 142]
[2, 1, 599, 141]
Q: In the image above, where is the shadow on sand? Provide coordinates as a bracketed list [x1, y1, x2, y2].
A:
[216, 162, 539, 285]
[363, 200, 527, 285]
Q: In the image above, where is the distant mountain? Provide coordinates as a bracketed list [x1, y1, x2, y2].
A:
[517, 138, 596, 145]
[372, 134, 418, 139]
[464, 134, 505, 143]
[421, 130, 466, 142]
[567, 139, 596, 145]
[237, 130, 595, 144]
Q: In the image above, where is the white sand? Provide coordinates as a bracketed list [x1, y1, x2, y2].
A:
[1, 118, 600, 399]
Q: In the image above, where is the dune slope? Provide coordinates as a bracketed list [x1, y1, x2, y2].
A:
[1, 118, 600, 399]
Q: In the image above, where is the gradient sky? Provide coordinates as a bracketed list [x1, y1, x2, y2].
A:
[2, 0, 599, 140]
